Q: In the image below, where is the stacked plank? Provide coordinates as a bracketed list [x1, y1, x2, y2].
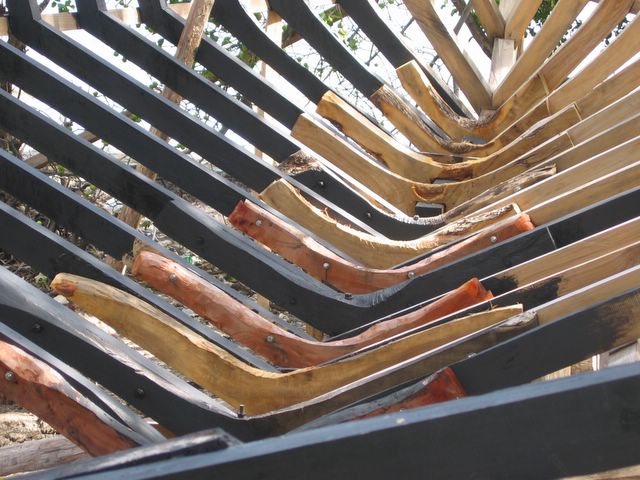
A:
[0, 0, 638, 477]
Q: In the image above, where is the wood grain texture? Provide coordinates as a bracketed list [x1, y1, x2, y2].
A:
[501, 0, 543, 47]
[493, 0, 590, 107]
[0, 339, 139, 456]
[51, 274, 522, 415]
[403, 0, 492, 112]
[472, 0, 505, 41]
[0, 436, 88, 477]
[260, 179, 519, 268]
[133, 250, 493, 367]
[229, 200, 534, 293]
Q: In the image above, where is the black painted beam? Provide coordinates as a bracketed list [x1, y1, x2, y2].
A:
[337, 0, 471, 116]
[43, 361, 640, 479]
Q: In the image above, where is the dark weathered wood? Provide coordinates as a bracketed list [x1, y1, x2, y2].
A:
[0, 436, 88, 477]
[44, 360, 640, 479]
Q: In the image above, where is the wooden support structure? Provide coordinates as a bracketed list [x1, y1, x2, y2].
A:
[0, 0, 637, 475]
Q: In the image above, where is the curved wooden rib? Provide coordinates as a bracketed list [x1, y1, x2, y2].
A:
[50, 274, 522, 416]
[0, 339, 139, 456]
[229, 200, 534, 293]
[261, 179, 519, 268]
[415, 89, 640, 208]
[132, 251, 492, 367]
[397, 0, 634, 142]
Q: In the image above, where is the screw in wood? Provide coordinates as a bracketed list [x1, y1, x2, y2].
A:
[407, 271, 415, 279]
[169, 274, 177, 283]
[490, 235, 498, 243]
[4, 371, 16, 383]
[322, 262, 330, 270]
[255, 219, 263, 227]
[266, 335, 275, 343]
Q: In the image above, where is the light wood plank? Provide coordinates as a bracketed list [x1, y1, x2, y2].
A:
[501, 0, 543, 47]
[472, 0, 505, 40]
[493, 0, 590, 107]
[0, 436, 88, 477]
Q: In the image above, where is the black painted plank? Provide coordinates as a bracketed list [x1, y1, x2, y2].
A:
[211, 0, 333, 104]
[269, 0, 384, 97]
[0, 146, 311, 347]
[48, 362, 640, 480]
[139, 0, 303, 129]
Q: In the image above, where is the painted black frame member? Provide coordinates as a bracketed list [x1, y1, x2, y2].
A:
[337, 0, 471, 117]
[0, 145, 311, 353]
[267, 0, 444, 135]
[37, 362, 640, 479]
[0, 322, 163, 445]
[71, 0, 435, 239]
[6, 0, 401, 241]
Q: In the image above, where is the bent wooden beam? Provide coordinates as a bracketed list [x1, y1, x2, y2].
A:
[132, 252, 492, 368]
[261, 180, 520, 268]
[0, 338, 140, 456]
[260, 144, 638, 269]
[51, 274, 523, 416]
[414, 90, 640, 208]
[229, 200, 534, 293]
[314, 279, 640, 428]
[398, 0, 635, 142]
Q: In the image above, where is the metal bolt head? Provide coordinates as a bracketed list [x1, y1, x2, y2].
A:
[490, 235, 498, 243]
[4, 371, 16, 383]
[364, 212, 372, 220]
[31, 323, 43, 333]
[513, 186, 521, 192]
[345, 293, 353, 300]
[322, 262, 330, 270]
[407, 271, 415, 279]
[317, 180, 325, 188]
[238, 404, 246, 418]
[413, 215, 420, 221]
[266, 335, 275, 344]
[255, 219, 263, 227]
[169, 273, 177, 283]
[134, 388, 146, 399]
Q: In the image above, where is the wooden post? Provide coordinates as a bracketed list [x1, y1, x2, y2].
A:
[116, 0, 215, 234]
